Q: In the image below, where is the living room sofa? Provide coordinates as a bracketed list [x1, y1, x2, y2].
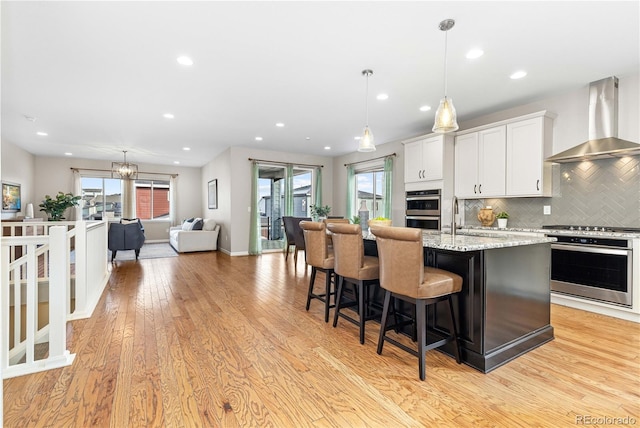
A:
[169, 218, 220, 253]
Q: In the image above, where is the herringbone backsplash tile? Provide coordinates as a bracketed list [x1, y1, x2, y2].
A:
[463, 156, 639, 228]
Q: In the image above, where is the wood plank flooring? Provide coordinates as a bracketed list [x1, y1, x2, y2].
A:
[4, 251, 640, 427]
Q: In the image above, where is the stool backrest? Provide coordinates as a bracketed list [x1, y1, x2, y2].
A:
[326, 223, 364, 278]
[300, 220, 329, 267]
[370, 226, 424, 295]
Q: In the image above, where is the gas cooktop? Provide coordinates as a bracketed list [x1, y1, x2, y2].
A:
[542, 225, 640, 233]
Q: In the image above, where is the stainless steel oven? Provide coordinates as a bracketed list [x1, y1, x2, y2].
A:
[549, 235, 633, 307]
[405, 189, 440, 230]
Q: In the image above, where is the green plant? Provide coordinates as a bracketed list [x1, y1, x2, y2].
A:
[39, 191, 81, 221]
[496, 211, 509, 219]
[310, 204, 331, 218]
[352, 215, 360, 224]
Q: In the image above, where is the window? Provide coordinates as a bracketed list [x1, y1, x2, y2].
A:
[135, 180, 170, 220]
[81, 177, 122, 220]
[355, 169, 385, 218]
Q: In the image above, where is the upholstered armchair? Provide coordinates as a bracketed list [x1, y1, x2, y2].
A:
[108, 218, 145, 261]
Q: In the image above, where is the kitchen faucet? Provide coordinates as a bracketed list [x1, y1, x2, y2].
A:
[451, 196, 458, 237]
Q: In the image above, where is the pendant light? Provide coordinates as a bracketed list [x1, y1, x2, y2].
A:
[432, 19, 459, 133]
[358, 69, 376, 152]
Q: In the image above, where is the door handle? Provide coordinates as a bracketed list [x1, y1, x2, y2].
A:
[474, 185, 477, 194]
[479, 184, 482, 194]
[536, 179, 540, 191]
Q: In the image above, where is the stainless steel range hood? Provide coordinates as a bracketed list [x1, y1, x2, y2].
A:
[547, 76, 640, 163]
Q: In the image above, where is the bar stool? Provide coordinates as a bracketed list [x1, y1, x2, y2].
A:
[299, 221, 335, 322]
[370, 225, 462, 381]
[327, 222, 379, 344]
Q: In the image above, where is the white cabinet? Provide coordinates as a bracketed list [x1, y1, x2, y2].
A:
[454, 111, 554, 199]
[454, 126, 506, 198]
[506, 116, 553, 196]
[404, 136, 444, 183]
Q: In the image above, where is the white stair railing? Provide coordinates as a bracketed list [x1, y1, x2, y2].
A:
[1, 227, 75, 379]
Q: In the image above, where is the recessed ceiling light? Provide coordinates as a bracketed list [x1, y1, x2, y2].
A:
[324, 146, 331, 150]
[182, 147, 190, 151]
[64, 152, 73, 156]
[36, 132, 48, 136]
[376, 94, 389, 100]
[174, 161, 180, 164]
[255, 137, 263, 141]
[305, 137, 311, 140]
[510, 70, 527, 79]
[163, 113, 175, 119]
[354, 136, 361, 140]
[466, 49, 484, 59]
[275, 123, 285, 127]
[176, 56, 193, 66]
[419, 105, 432, 112]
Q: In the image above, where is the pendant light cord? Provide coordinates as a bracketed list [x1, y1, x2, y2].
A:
[443, 28, 448, 98]
[365, 72, 370, 127]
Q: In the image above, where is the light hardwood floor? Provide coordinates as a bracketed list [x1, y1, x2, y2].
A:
[4, 250, 640, 427]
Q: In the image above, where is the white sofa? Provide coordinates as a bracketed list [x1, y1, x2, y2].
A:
[169, 218, 220, 253]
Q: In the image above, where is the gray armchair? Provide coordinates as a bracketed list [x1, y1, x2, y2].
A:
[108, 219, 145, 261]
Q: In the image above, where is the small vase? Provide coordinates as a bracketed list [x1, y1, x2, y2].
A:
[497, 218, 508, 229]
[358, 201, 369, 231]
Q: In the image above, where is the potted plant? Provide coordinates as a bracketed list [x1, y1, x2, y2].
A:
[351, 215, 360, 225]
[310, 204, 331, 221]
[496, 211, 509, 229]
[39, 191, 81, 221]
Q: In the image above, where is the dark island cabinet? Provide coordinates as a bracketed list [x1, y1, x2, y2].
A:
[363, 238, 553, 373]
[427, 249, 484, 356]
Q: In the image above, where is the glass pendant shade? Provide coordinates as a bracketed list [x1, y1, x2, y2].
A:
[432, 96, 459, 133]
[358, 126, 376, 152]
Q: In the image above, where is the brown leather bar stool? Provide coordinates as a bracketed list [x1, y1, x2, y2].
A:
[327, 222, 379, 344]
[323, 218, 350, 247]
[370, 225, 462, 381]
[300, 221, 335, 322]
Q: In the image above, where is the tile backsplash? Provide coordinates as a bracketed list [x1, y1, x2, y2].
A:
[463, 156, 640, 228]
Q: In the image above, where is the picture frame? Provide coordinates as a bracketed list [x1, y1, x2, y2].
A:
[2, 182, 22, 213]
[208, 179, 218, 209]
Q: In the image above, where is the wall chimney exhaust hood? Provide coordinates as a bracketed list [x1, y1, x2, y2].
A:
[547, 76, 640, 163]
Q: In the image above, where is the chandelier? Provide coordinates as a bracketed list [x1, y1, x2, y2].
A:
[112, 150, 138, 179]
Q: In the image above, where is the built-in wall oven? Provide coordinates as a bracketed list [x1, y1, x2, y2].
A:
[405, 189, 440, 230]
[547, 233, 633, 307]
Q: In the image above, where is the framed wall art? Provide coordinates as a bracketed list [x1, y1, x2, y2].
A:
[208, 179, 218, 209]
[2, 182, 22, 212]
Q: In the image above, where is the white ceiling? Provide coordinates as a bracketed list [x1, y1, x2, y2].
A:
[2, 1, 639, 167]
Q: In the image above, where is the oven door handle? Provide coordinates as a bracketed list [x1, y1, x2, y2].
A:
[551, 243, 631, 256]
[406, 216, 440, 220]
[406, 196, 440, 201]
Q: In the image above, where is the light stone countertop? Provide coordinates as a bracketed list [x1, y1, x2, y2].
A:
[459, 225, 640, 239]
[364, 229, 556, 252]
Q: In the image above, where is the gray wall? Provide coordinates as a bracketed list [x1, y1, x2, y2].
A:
[1, 140, 36, 220]
[201, 146, 333, 255]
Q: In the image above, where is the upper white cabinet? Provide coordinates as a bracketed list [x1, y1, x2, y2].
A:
[506, 116, 554, 196]
[454, 111, 554, 198]
[404, 135, 445, 183]
[455, 126, 506, 198]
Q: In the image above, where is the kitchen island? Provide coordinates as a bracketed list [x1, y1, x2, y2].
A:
[363, 230, 556, 373]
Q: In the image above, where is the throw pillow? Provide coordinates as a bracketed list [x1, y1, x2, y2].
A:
[121, 218, 139, 225]
[182, 218, 195, 231]
[203, 218, 217, 231]
[192, 218, 204, 230]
